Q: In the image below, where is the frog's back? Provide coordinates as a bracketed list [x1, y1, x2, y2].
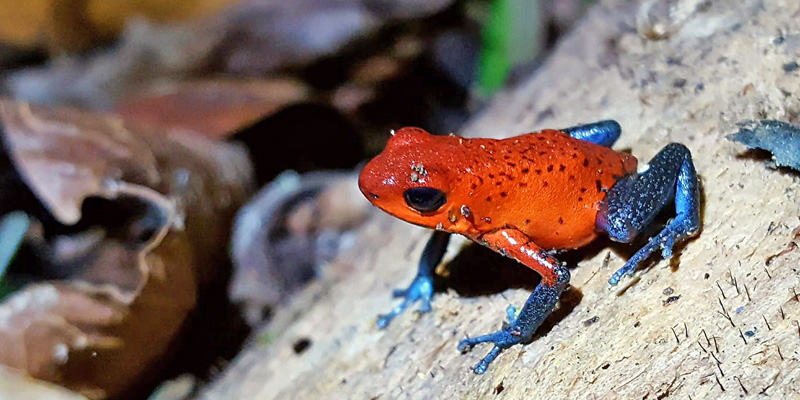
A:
[455, 129, 637, 249]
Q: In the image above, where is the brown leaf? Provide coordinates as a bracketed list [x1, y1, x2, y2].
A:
[230, 171, 369, 326]
[0, 366, 88, 400]
[0, 98, 253, 399]
[0, 0, 242, 52]
[115, 78, 310, 138]
[7, 0, 454, 108]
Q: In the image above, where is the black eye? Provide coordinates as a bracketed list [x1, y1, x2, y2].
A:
[403, 187, 446, 213]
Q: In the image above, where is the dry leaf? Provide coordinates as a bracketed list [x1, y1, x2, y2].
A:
[0, 0, 244, 52]
[115, 78, 310, 138]
[0, 99, 253, 399]
[7, 0, 455, 109]
[230, 171, 369, 326]
[0, 366, 87, 400]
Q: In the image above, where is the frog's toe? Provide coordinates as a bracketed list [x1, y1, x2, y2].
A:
[609, 258, 639, 286]
[458, 329, 521, 352]
[661, 240, 675, 259]
[418, 301, 433, 314]
[457, 329, 523, 374]
[377, 275, 434, 329]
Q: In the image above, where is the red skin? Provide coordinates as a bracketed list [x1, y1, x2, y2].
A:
[358, 127, 638, 280]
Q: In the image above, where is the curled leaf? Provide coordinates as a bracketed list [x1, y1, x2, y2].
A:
[0, 99, 253, 399]
[0, 365, 88, 400]
[230, 171, 369, 325]
[728, 120, 800, 170]
[115, 78, 311, 139]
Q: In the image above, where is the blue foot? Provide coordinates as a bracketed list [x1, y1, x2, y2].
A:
[608, 216, 699, 286]
[457, 306, 524, 374]
[377, 274, 434, 329]
[457, 266, 567, 374]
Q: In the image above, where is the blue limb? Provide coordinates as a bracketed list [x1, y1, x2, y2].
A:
[596, 143, 701, 286]
[457, 267, 569, 374]
[562, 120, 622, 147]
[377, 231, 450, 328]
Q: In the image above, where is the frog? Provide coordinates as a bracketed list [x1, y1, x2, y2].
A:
[357, 120, 700, 374]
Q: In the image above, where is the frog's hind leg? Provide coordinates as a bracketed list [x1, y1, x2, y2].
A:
[562, 120, 622, 147]
[596, 143, 700, 286]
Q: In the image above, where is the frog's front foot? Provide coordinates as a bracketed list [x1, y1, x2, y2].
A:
[377, 274, 434, 328]
[457, 306, 525, 374]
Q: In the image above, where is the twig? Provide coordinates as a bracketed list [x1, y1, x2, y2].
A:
[717, 298, 735, 327]
[709, 350, 721, 365]
[735, 376, 748, 394]
[729, 270, 739, 295]
[795, 320, 800, 338]
[714, 373, 725, 391]
[697, 341, 708, 353]
[744, 284, 751, 301]
[716, 281, 726, 299]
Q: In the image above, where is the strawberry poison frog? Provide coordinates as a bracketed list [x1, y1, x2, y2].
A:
[358, 120, 700, 374]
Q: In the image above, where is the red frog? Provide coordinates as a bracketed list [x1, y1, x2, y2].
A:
[358, 120, 700, 374]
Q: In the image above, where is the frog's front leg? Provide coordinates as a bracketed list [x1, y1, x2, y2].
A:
[377, 231, 450, 328]
[597, 143, 701, 285]
[457, 228, 570, 374]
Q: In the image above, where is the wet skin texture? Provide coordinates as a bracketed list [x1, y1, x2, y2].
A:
[358, 120, 701, 374]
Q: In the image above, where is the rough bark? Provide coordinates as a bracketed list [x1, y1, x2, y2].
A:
[202, 0, 800, 398]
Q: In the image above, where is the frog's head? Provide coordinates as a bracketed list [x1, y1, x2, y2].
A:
[358, 127, 460, 230]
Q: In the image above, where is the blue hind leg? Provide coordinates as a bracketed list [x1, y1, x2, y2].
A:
[597, 143, 701, 285]
[561, 120, 622, 147]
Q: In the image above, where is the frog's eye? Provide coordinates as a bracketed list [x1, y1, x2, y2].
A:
[403, 187, 446, 213]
